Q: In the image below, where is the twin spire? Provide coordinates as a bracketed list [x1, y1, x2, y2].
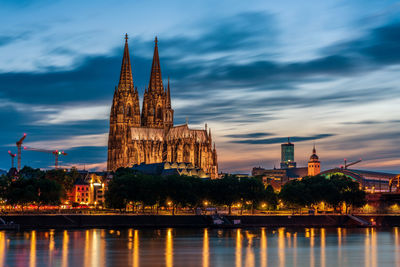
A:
[118, 34, 164, 94]
[149, 36, 163, 93]
[118, 33, 133, 89]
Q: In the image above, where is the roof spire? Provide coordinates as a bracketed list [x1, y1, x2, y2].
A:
[149, 36, 163, 93]
[118, 33, 133, 89]
[313, 142, 316, 154]
[167, 77, 171, 108]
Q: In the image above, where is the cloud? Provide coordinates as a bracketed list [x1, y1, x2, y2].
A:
[230, 134, 335, 145]
[36, 105, 109, 124]
[25, 133, 108, 150]
[224, 132, 274, 139]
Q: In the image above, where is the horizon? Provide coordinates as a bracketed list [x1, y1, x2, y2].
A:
[1, 0, 400, 174]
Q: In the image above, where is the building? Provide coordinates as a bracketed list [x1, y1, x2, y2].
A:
[107, 35, 218, 178]
[131, 162, 210, 178]
[307, 145, 320, 176]
[70, 172, 109, 206]
[320, 168, 397, 193]
[280, 138, 296, 169]
[252, 166, 308, 188]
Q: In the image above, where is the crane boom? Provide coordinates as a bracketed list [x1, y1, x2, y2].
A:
[8, 151, 16, 169]
[343, 158, 362, 169]
[16, 133, 27, 171]
[23, 146, 67, 169]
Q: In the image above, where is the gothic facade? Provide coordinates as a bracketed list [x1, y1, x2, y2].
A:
[107, 35, 218, 178]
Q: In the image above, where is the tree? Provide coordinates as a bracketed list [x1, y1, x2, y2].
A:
[263, 185, 278, 210]
[209, 175, 241, 215]
[35, 178, 62, 206]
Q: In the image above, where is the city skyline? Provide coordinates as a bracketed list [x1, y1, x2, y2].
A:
[1, 0, 400, 173]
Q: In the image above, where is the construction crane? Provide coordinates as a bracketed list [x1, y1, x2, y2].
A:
[8, 151, 16, 169]
[23, 146, 67, 169]
[16, 133, 27, 171]
[341, 158, 362, 169]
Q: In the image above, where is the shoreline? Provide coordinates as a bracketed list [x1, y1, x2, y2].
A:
[2, 214, 400, 230]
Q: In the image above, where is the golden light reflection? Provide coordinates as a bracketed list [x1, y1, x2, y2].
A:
[260, 228, 267, 267]
[278, 228, 285, 267]
[236, 229, 242, 267]
[245, 231, 255, 267]
[49, 230, 55, 266]
[133, 230, 139, 267]
[30, 230, 36, 267]
[128, 229, 133, 250]
[310, 228, 315, 267]
[166, 228, 173, 267]
[293, 232, 297, 267]
[337, 228, 342, 261]
[203, 229, 209, 267]
[0, 232, 5, 267]
[62, 230, 69, 267]
[84, 230, 91, 267]
[393, 228, 400, 267]
[365, 228, 370, 267]
[321, 228, 326, 267]
[371, 228, 377, 267]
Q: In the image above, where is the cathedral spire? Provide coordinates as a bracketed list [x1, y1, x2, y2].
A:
[149, 36, 163, 93]
[118, 33, 133, 89]
[167, 77, 171, 108]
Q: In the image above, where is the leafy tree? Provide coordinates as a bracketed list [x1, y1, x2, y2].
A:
[209, 175, 241, 215]
[36, 178, 62, 206]
[263, 185, 278, 210]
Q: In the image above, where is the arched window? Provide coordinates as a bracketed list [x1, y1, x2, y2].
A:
[127, 105, 132, 117]
[157, 106, 162, 120]
[183, 144, 190, 163]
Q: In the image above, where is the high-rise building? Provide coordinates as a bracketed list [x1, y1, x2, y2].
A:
[307, 145, 320, 176]
[280, 137, 296, 169]
[107, 35, 218, 177]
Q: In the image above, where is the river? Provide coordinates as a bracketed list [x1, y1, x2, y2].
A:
[0, 227, 399, 266]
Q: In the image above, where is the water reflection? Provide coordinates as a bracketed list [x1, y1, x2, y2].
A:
[278, 228, 285, 267]
[321, 228, 326, 267]
[30, 231, 36, 267]
[166, 228, 173, 267]
[260, 228, 267, 267]
[236, 229, 242, 267]
[62, 230, 68, 267]
[203, 229, 209, 267]
[133, 230, 139, 267]
[395, 228, 400, 267]
[0, 227, 399, 266]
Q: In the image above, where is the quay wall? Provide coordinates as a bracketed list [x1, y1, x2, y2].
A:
[2, 215, 400, 229]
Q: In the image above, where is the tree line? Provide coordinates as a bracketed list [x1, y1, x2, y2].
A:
[0, 166, 78, 210]
[279, 174, 366, 214]
[106, 168, 278, 214]
[106, 168, 366, 214]
[0, 166, 366, 214]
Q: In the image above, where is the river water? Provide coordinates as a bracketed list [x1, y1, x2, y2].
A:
[0, 227, 399, 266]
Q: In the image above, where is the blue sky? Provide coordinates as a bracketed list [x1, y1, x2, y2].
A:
[1, 0, 400, 173]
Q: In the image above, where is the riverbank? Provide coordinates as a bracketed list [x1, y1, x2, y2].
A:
[2, 214, 400, 229]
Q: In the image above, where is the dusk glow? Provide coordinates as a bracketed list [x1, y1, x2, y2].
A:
[1, 0, 400, 174]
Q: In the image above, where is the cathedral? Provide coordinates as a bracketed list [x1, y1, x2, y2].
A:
[107, 35, 218, 178]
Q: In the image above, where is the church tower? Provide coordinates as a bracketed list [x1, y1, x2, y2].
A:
[141, 37, 174, 128]
[107, 34, 141, 171]
[308, 145, 321, 176]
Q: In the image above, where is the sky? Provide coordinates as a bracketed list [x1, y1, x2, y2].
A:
[1, 0, 400, 174]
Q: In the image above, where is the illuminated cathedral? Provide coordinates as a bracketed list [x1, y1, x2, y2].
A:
[107, 35, 218, 178]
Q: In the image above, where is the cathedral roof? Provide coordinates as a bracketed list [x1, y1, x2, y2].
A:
[131, 124, 209, 143]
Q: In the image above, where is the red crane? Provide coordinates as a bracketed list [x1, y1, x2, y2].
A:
[8, 151, 16, 169]
[16, 133, 27, 171]
[23, 146, 67, 169]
